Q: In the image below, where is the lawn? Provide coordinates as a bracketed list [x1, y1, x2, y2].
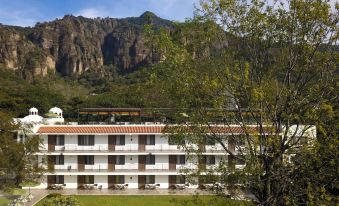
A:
[36, 195, 252, 206]
[0, 197, 10, 206]
[0, 189, 26, 206]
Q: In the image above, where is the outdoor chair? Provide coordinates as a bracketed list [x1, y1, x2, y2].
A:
[175, 183, 189, 190]
[145, 183, 160, 190]
[114, 184, 128, 190]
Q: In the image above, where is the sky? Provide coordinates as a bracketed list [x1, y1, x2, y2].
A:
[0, 0, 200, 27]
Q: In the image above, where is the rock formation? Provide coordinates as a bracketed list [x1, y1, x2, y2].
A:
[0, 12, 172, 78]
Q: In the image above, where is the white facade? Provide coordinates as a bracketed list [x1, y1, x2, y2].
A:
[18, 108, 315, 191]
[29, 125, 234, 190]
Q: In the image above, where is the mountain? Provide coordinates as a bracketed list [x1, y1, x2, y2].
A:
[0, 11, 173, 79]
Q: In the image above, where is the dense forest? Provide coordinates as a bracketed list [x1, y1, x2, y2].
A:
[0, 12, 177, 119]
[0, 64, 163, 119]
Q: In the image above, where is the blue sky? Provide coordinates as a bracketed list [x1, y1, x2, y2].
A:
[0, 0, 200, 27]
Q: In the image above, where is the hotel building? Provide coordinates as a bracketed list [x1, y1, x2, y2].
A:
[17, 107, 315, 190]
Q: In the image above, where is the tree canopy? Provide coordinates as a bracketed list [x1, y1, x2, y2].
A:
[145, 0, 338, 205]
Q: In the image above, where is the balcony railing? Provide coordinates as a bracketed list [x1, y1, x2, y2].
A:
[40, 144, 226, 154]
[52, 168, 189, 173]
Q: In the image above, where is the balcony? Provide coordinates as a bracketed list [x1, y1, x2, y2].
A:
[40, 144, 226, 154]
[51, 168, 187, 174]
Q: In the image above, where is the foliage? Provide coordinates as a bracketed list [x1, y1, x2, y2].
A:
[0, 111, 45, 190]
[40, 194, 81, 206]
[0, 197, 10, 206]
[145, 0, 338, 205]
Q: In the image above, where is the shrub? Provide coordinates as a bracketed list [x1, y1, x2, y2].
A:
[42, 195, 81, 206]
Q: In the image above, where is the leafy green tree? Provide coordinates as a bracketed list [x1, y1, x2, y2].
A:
[0, 111, 45, 190]
[146, 0, 338, 205]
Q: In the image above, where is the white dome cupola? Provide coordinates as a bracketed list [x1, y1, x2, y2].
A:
[49, 107, 63, 118]
[29, 107, 38, 115]
[20, 107, 43, 124]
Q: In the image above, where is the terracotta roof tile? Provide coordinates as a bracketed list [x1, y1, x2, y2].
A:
[37, 125, 164, 134]
[36, 125, 260, 134]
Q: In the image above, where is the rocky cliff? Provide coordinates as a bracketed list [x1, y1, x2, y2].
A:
[0, 12, 172, 78]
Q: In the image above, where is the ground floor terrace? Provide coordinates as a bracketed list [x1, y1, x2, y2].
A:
[30, 174, 222, 190]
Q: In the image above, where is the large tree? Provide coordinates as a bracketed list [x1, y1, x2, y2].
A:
[145, 0, 338, 205]
[0, 111, 45, 190]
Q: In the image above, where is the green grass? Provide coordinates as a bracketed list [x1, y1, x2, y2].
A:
[0, 197, 10, 206]
[36, 195, 252, 206]
[5, 188, 26, 196]
[0, 188, 26, 206]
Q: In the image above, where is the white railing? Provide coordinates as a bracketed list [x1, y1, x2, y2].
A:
[145, 163, 169, 170]
[115, 164, 138, 170]
[177, 163, 197, 170]
[115, 145, 138, 151]
[84, 164, 108, 170]
[55, 146, 65, 151]
[54, 165, 78, 170]
[145, 145, 182, 151]
[41, 144, 225, 152]
[57, 145, 109, 151]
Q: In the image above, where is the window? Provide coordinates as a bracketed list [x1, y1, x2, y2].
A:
[85, 175, 94, 184]
[176, 155, 185, 165]
[116, 135, 125, 145]
[146, 135, 155, 145]
[146, 175, 155, 184]
[205, 137, 215, 145]
[55, 175, 64, 184]
[115, 175, 125, 184]
[206, 155, 216, 165]
[176, 175, 186, 184]
[116, 155, 125, 165]
[146, 155, 155, 165]
[55, 155, 64, 165]
[84, 155, 94, 165]
[56, 135, 65, 146]
[168, 137, 185, 145]
[78, 135, 94, 146]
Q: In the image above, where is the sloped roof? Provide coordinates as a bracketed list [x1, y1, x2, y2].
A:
[36, 125, 259, 134]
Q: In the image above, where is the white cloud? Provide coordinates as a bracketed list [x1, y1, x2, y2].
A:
[76, 8, 108, 18]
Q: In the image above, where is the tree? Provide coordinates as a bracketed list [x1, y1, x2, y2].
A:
[146, 0, 338, 205]
[0, 111, 45, 190]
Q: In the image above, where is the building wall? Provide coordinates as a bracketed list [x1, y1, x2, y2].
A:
[115, 155, 138, 170]
[125, 175, 138, 188]
[65, 175, 77, 188]
[84, 155, 108, 170]
[65, 135, 77, 150]
[155, 175, 169, 188]
[116, 135, 138, 151]
[53, 155, 78, 170]
[146, 155, 169, 170]
[35, 132, 230, 189]
[94, 175, 108, 189]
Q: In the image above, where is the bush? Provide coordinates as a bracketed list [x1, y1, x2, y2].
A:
[42, 195, 82, 206]
[46, 193, 62, 198]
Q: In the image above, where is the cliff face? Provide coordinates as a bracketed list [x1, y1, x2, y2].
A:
[0, 12, 172, 78]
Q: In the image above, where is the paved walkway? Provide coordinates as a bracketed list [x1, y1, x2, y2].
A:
[24, 189, 214, 206]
